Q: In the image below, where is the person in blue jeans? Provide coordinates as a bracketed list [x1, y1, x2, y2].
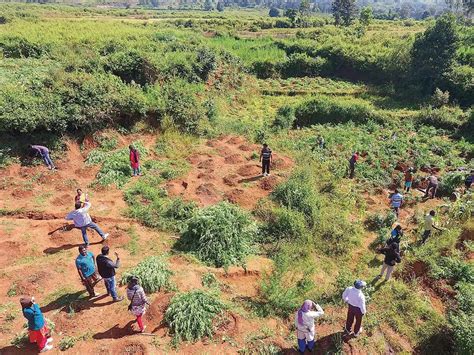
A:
[30, 145, 55, 170]
[96, 246, 123, 302]
[66, 201, 109, 245]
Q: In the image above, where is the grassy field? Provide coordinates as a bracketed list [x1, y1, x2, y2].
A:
[0, 3, 473, 355]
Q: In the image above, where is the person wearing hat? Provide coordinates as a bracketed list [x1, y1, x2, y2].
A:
[404, 168, 414, 193]
[20, 296, 53, 352]
[126, 276, 149, 333]
[378, 243, 402, 281]
[294, 300, 324, 353]
[75, 245, 101, 298]
[342, 280, 367, 337]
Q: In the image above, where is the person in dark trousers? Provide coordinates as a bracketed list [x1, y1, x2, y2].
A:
[390, 189, 403, 219]
[422, 210, 443, 244]
[387, 225, 403, 246]
[465, 170, 474, 191]
[259, 143, 272, 177]
[75, 245, 101, 298]
[378, 243, 402, 281]
[348, 152, 359, 178]
[29, 145, 55, 170]
[96, 246, 123, 302]
[312, 134, 325, 150]
[129, 145, 140, 177]
[65, 201, 109, 246]
[424, 174, 438, 199]
[342, 280, 367, 337]
[404, 168, 414, 193]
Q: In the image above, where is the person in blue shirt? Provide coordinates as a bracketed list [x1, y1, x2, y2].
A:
[387, 225, 403, 246]
[20, 296, 53, 352]
[75, 245, 101, 297]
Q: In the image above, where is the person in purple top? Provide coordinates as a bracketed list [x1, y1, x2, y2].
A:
[29, 145, 55, 170]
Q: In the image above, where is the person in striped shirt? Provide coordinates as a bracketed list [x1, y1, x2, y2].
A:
[259, 143, 273, 177]
[390, 189, 403, 218]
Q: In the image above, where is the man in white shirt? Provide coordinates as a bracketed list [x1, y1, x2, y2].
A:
[390, 189, 403, 218]
[294, 300, 324, 353]
[422, 210, 442, 244]
[66, 202, 109, 246]
[342, 280, 367, 337]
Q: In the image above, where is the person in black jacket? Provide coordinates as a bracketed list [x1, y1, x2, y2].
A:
[96, 246, 123, 302]
[378, 243, 401, 281]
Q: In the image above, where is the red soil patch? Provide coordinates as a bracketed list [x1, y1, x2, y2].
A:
[145, 293, 172, 323]
[11, 189, 33, 199]
[223, 174, 239, 187]
[226, 136, 245, 145]
[238, 144, 255, 152]
[52, 194, 71, 207]
[237, 164, 261, 177]
[214, 312, 238, 337]
[224, 154, 244, 164]
[197, 159, 215, 170]
[114, 341, 147, 355]
[224, 189, 245, 204]
[260, 175, 278, 191]
[197, 172, 215, 181]
[13, 271, 51, 295]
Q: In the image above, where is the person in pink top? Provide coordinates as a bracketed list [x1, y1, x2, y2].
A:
[129, 145, 140, 177]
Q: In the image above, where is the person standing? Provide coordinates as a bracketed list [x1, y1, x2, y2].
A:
[74, 189, 88, 206]
[422, 210, 443, 244]
[348, 152, 359, 178]
[20, 296, 53, 353]
[342, 280, 367, 337]
[390, 189, 403, 218]
[29, 145, 55, 170]
[313, 134, 325, 150]
[259, 143, 273, 177]
[424, 174, 438, 199]
[387, 225, 403, 246]
[378, 243, 402, 281]
[97, 246, 123, 302]
[126, 276, 149, 333]
[75, 245, 102, 298]
[465, 170, 474, 191]
[66, 201, 108, 246]
[129, 145, 141, 177]
[404, 168, 414, 193]
[294, 300, 324, 353]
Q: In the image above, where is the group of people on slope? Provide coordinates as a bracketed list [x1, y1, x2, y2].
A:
[295, 280, 368, 353]
[22, 245, 149, 352]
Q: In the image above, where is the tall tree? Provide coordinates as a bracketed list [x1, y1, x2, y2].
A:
[359, 6, 373, 26]
[411, 14, 459, 93]
[332, 0, 357, 26]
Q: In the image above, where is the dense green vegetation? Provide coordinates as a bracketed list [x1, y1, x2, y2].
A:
[0, 4, 472, 353]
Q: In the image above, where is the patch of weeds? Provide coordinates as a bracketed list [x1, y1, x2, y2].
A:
[6, 283, 18, 297]
[58, 335, 77, 351]
[144, 159, 189, 181]
[10, 331, 28, 348]
[126, 226, 140, 256]
[201, 272, 220, 289]
[121, 256, 174, 293]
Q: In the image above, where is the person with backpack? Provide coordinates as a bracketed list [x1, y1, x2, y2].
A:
[96, 246, 123, 302]
[29, 145, 55, 170]
[342, 280, 367, 337]
[66, 201, 109, 246]
[294, 300, 324, 353]
[20, 296, 53, 353]
[259, 143, 273, 177]
[126, 276, 149, 333]
[404, 168, 414, 193]
[129, 145, 140, 177]
[390, 189, 403, 218]
[422, 210, 443, 244]
[387, 225, 403, 246]
[75, 245, 102, 298]
[348, 152, 359, 178]
[424, 174, 438, 199]
[378, 243, 402, 281]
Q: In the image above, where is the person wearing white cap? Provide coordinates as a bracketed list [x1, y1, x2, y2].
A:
[342, 280, 367, 337]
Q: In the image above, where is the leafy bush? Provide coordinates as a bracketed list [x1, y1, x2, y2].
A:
[416, 106, 467, 131]
[430, 257, 474, 284]
[58, 336, 77, 351]
[201, 272, 219, 289]
[165, 290, 225, 343]
[272, 105, 295, 129]
[456, 282, 474, 314]
[438, 172, 466, 196]
[0, 36, 50, 58]
[193, 47, 218, 81]
[261, 207, 308, 243]
[365, 211, 397, 231]
[280, 53, 327, 78]
[105, 50, 158, 86]
[294, 95, 384, 127]
[430, 88, 450, 108]
[121, 256, 174, 293]
[178, 202, 257, 270]
[252, 60, 281, 79]
[449, 310, 474, 355]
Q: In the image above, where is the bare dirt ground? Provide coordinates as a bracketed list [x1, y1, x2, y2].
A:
[0, 134, 299, 354]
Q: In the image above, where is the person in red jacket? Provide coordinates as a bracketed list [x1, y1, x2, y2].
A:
[129, 145, 140, 177]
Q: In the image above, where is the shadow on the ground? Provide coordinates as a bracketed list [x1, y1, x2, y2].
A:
[43, 240, 101, 254]
[92, 320, 136, 340]
[238, 175, 263, 184]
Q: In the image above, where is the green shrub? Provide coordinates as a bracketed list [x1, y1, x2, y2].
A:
[416, 106, 467, 131]
[280, 53, 327, 78]
[365, 211, 397, 231]
[438, 172, 466, 196]
[449, 310, 474, 355]
[178, 202, 257, 270]
[251, 60, 281, 79]
[58, 336, 77, 351]
[165, 290, 225, 343]
[261, 207, 308, 243]
[0, 36, 50, 58]
[456, 282, 474, 314]
[272, 105, 295, 130]
[105, 50, 158, 86]
[10, 330, 28, 348]
[163, 198, 197, 222]
[193, 47, 218, 81]
[201, 272, 219, 289]
[431, 257, 474, 284]
[294, 95, 383, 127]
[121, 256, 174, 293]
